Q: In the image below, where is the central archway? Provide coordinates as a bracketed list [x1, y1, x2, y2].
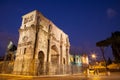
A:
[38, 51, 44, 75]
[51, 45, 59, 65]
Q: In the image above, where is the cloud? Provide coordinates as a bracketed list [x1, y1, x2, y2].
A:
[107, 8, 117, 19]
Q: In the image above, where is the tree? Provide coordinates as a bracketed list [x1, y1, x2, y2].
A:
[96, 31, 120, 63]
[107, 57, 112, 66]
[111, 31, 120, 63]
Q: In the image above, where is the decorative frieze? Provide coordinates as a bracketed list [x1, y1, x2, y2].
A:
[18, 41, 32, 47]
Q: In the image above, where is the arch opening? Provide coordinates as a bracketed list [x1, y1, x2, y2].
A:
[38, 51, 44, 75]
[51, 45, 59, 65]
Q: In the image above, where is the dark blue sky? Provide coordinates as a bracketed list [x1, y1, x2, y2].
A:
[0, 0, 120, 59]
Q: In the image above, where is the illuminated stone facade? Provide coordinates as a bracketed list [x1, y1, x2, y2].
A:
[70, 54, 89, 66]
[13, 10, 70, 75]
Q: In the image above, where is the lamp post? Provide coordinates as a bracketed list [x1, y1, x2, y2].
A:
[91, 53, 99, 75]
[91, 53, 97, 65]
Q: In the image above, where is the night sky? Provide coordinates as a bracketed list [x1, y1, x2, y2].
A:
[0, 0, 120, 59]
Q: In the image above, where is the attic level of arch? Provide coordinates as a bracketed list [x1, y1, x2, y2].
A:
[22, 13, 45, 27]
[19, 24, 43, 32]
[23, 14, 34, 24]
[19, 25, 70, 48]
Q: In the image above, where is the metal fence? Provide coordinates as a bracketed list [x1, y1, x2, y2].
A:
[0, 61, 14, 74]
[0, 61, 86, 76]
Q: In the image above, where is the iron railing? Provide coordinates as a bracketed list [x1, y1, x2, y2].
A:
[0, 61, 85, 76]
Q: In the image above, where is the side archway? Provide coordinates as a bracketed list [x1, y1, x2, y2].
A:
[38, 51, 44, 75]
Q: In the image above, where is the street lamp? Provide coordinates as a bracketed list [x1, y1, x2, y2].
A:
[91, 54, 96, 59]
[91, 53, 97, 67]
[91, 53, 99, 75]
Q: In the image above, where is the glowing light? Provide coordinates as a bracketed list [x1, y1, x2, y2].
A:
[82, 55, 89, 64]
[91, 54, 96, 59]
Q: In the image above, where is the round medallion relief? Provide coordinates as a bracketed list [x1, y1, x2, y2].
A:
[22, 36, 28, 42]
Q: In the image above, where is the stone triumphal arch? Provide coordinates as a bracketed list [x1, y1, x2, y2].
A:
[13, 10, 70, 75]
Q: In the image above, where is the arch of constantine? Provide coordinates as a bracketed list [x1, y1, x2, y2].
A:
[13, 10, 70, 75]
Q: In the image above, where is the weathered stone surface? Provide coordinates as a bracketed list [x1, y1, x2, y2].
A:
[13, 10, 70, 75]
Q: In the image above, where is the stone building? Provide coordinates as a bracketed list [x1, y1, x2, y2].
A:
[70, 54, 89, 66]
[13, 10, 70, 75]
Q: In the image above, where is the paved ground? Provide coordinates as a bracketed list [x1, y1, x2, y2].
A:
[0, 72, 120, 80]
